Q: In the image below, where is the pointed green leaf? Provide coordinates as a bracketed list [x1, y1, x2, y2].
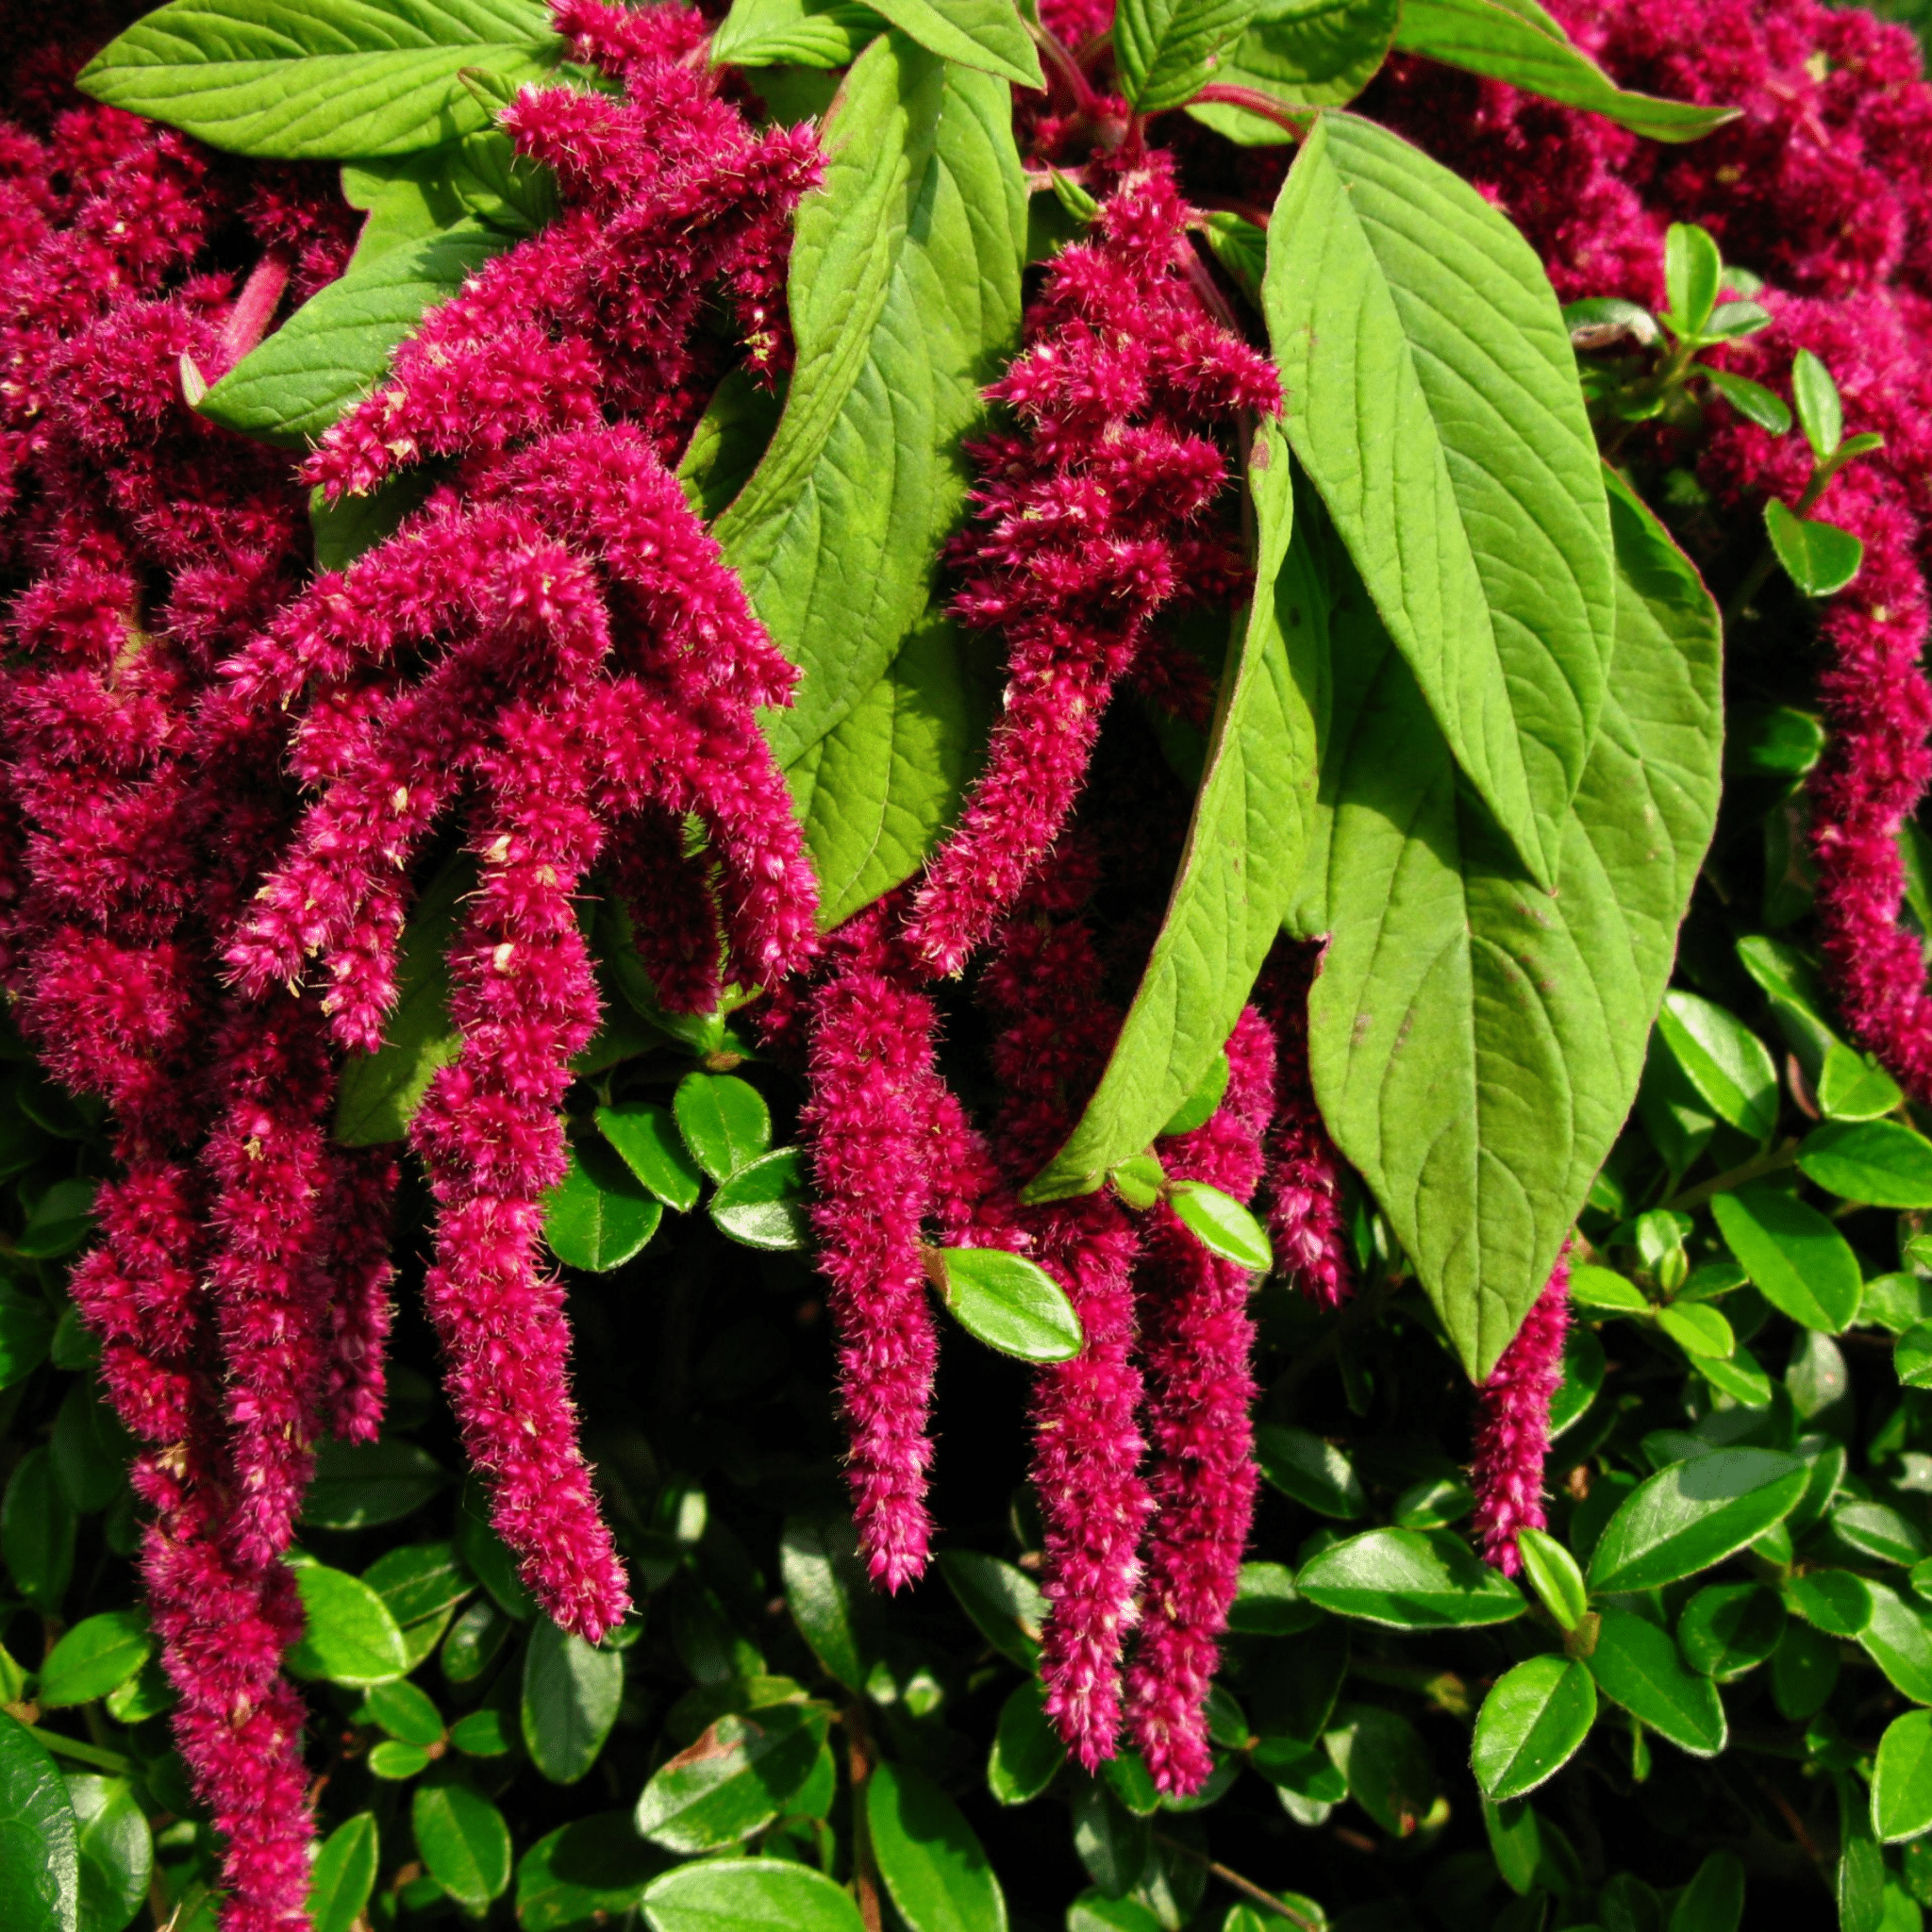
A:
[1676, 1583, 1785, 1680]
[594, 1104, 705, 1213]
[787, 614, 992, 929]
[286, 1561, 410, 1687]
[1799, 1120, 1932, 1208]
[1024, 424, 1322, 1199]
[1167, 1181, 1273, 1272]
[1265, 110, 1616, 888]
[1471, 1655, 1594, 1803]
[77, 0, 564, 158]
[1587, 1449, 1807, 1593]
[1323, 1703, 1437, 1837]
[1515, 1527, 1587, 1631]
[1588, 1607, 1725, 1757]
[1792, 348, 1843, 464]
[936, 1550, 1045, 1668]
[867, 0, 1042, 86]
[1785, 1570, 1873, 1640]
[1874, 1711, 1932, 1843]
[309, 1813, 379, 1932]
[1306, 472, 1721, 1375]
[1254, 1424, 1364, 1519]
[1160, 1052, 1232, 1138]
[515, 1815, 661, 1931]
[1294, 1526, 1524, 1628]
[1706, 368, 1791, 436]
[521, 1622, 621, 1786]
[1393, 0, 1734, 140]
[1818, 1045, 1903, 1122]
[305, 1437, 447, 1530]
[711, 0, 888, 69]
[720, 37, 1025, 765]
[38, 1614, 151, 1711]
[1711, 1184, 1862, 1333]
[1765, 499, 1864, 598]
[1186, 0, 1399, 142]
[3, 1449, 75, 1612]
[933, 1248, 1083, 1362]
[1654, 991, 1778, 1142]
[1115, 0, 1259, 113]
[780, 1515, 878, 1694]
[1859, 1583, 1932, 1704]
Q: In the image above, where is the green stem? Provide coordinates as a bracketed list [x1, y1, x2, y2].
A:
[1662, 1138, 1800, 1215]
[1149, 1831, 1322, 1930]
[27, 1724, 130, 1774]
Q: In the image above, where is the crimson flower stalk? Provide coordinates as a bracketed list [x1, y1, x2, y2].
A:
[1469, 1254, 1573, 1574]
[1125, 1005, 1275, 1794]
[906, 150, 1277, 975]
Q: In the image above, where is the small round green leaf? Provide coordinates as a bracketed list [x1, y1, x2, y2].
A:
[544, 1136, 662, 1271]
[1899, 1325, 1932, 1390]
[1108, 1155, 1165, 1211]
[1324, 1703, 1437, 1838]
[1670, 1850, 1745, 1932]
[868, 1759, 1008, 1932]
[1588, 1607, 1726, 1756]
[641, 1857, 866, 1932]
[308, 1812, 379, 1932]
[1800, 1121, 1932, 1208]
[304, 1437, 447, 1530]
[673, 1072, 772, 1182]
[1765, 498, 1864, 597]
[987, 1682, 1064, 1807]
[1588, 1448, 1807, 1593]
[1569, 1264, 1652, 1311]
[1656, 1302, 1735, 1359]
[1874, 1710, 1932, 1843]
[522, 1618, 623, 1785]
[936, 1551, 1044, 1669]
[67, 1775, 150, 1932]
[1792, 347, 1844, 462]
[1294, 1527, 1524, 1629]
[1676, 1583, 1785, 1680]
[368, 1740, 432, 1780]
[1471, 1655, 1595, 1803]
[1858, 1583, 1932, 1705]
[0, 1289, 54, 1391]
[1166, 1181, 1272, 1272]
[38, 1612, 150, 1711]
[708, 1147, 810, 1251]
[1226, 1560, 1322, 1637]
[1835, 1500, 1929, 1568]
[1704, 367, 1791, 434]
[449, 1708, 513, 1757]
[412, 1781, 512, 1911]
[286, 1561, 409, 1687]
[1254, 1424, 1365, 1520]
[1711, 1185, 1862, 1333]
[363, 1678, 443, 1748]
[934, 1247, 1082, 1363]
[596, 1100, 705, 1211]
[1818, 1047, 1903, 1123]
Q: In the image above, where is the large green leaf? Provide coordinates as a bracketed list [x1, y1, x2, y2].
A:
[1115, 0, 1259, 113]
[1293, 1526, 1524, 1628]
[867, 0, 1042, 86]
[786, 615, 991, 928]
[1471, 1655, 1594, 1803]
[1265, 110, 1616, 889]
[1187, 0, 1398, 142]
[1588, 1449, 1807, 1594]
[77, 0, 564, 158]
[868, 1761, 1008, 1932]
[0, 1714, 77, 1932]
[201, 219, 510, 448]
[641, 1858, 867, 1932]
[1392, 0, 1738, 141]
[1024, 425, 1323, 1200]
[1304, 475, 1721, 1376]
[720, 35, 1025, 767]
[711, 0, 888, 69]
[1587, 1607, 1726, 1757]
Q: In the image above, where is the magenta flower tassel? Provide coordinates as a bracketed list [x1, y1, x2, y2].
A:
[1469, 1252, 1573, 1575]
[803, 903, 945, 1590]
[1124, 1006, 1275, 1794]
[1256, 940, 1356, 1308]
[906, 151, 1276, 975]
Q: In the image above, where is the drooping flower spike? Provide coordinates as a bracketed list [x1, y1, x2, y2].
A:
[1469, 1251, 1573, 1576]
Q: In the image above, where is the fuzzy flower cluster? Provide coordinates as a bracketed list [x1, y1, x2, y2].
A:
[1469, 1256, 1573, 1574]
[1370, 0, 1932, 1103]
[905, 149, 1277, 975]
[0, 5, 816, 1926]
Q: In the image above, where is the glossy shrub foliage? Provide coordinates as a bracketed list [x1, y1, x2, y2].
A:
[10, 0, 1932, 1929]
